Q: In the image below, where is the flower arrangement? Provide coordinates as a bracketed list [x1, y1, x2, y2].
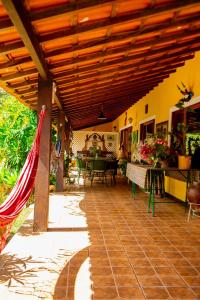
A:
[139, 137, 170, 167]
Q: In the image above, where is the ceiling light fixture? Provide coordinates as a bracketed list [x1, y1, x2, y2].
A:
[98, 104, 107, 120]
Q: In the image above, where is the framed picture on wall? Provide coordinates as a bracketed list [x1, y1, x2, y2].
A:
[156, 121, 168, 139]
[106, 134, 115, 141]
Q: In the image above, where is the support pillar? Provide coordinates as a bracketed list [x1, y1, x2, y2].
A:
[33, 77, 53, 232]
[56, 110, 65, 191]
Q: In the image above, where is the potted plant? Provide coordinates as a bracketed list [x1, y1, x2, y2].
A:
[139, 136, 171, 168]
[170, 82, 200, 169]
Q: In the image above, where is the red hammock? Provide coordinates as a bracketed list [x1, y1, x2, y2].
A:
[0, 107, 46, 252]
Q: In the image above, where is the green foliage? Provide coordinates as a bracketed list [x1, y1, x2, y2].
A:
[0, 167, 19, 204]
[0, 88, 37, 172]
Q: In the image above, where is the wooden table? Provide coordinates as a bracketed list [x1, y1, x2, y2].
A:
[126, 163, 200, 216]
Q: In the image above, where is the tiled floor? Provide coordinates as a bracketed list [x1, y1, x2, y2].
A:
[1, 177, 200, 299]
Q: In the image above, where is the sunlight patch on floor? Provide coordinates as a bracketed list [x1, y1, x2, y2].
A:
[48, 192, 87, 228]
[74, 257, 93, 300]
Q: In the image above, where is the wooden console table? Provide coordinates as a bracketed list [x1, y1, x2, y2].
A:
[126, 163, 200, 216]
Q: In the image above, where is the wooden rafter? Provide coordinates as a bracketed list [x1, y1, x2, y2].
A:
[2, 0, 48, 80]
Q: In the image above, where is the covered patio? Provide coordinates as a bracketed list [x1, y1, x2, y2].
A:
[0, 0, 200, 299]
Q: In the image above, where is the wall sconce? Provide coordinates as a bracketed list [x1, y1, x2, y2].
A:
[128, 117, 133, 124]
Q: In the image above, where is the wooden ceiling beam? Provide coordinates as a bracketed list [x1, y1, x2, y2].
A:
[64, 81, 164, 111]
[69, 102, 138, 119]
[52, 39, 198, 80]
[59, 69, 175, 101]
[55, 47, 193, 88]
[39, 1, 200, 44]
[44, 14, 200, 60]
[61, 74, 170, 106]
[66, 96, 146, 115]
[8, 78, 38, 89]
[49, 28, 200, 72]
[0, 40, 24, 55]
[57, 50, 193, 91]
[63, 85, 168, 109]
[0, 56, 32, 70]
[60, 63, 178, 100]
[2, 0, 48, 80]
[58, 59, 187, 95]
[0, 18, 13, 31]
[1, 68, 38, 82]
[30, 0, 115, 21]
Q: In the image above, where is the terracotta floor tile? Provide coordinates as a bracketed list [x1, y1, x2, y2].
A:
[175, 266, 199, 277]
[89, 266, 113, 276]
[149, 258, 170, 267]
[155, 267, 178, 276]
[112, 266, 135, 276]
[106, 245, 124, 251]
[188, 258, 200, 266]
[168, 258, 191, 267]
[109, 258, 130, 267]
[143, 287, 169, 299]
[117, 287, 145, 299]
[90, 258, 110, 267]
[137, 275, 163, 286]
[160, 275, 187, 287]
[130, 258, 151, 266]
[89, 251, 108, 258]
[92, 287, 118, 299]
[167, 287, 198, 299]
[127, 251, 146, 258]
[163, 251, 183, 259]
[182, 276, 200, 286]
[134, 267, 156, 276]
[107, 250, 127, 258]
[114, 275, 139, 287]
[124, 245, 142, 251]
[192, 287, 200, 298]
[91, 275, 115, 287]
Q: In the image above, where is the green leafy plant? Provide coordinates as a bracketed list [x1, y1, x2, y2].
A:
[0, 88, 37, 172]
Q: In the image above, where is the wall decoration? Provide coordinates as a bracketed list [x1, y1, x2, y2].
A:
[106, 134, 115, 141]
[176, 82, 194, 109]
[156, 121, 168, 139]
[131, 130, 138, 144]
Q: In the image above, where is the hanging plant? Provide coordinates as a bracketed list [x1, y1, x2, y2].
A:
[175, 82, 194, 109]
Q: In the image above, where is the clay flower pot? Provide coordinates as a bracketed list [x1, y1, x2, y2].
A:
[187, 182, 200, 210]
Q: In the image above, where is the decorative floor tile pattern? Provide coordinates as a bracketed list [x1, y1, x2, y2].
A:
[1, 178, 200, 299]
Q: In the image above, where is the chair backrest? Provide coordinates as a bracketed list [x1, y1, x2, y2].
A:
[76, 158, 86, 170]
[90, 159, 107, 171]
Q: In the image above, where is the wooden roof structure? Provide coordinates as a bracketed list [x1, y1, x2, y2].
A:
[0, 0, 200, 129]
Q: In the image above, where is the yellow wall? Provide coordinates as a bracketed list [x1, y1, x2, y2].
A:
[113, 51, 200, 201]
[82, 121, 113, 132]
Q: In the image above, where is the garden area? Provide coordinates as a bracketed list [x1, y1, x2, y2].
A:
[0, 88, 37, 240]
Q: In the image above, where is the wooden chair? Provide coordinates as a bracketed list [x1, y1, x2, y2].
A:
[106, 160, 118, 185]
[187, 202, 200, 222]
[76, 158, 88, 185]
[88, 160, 107, 186]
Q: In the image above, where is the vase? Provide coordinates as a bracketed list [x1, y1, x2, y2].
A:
[187, 182, 200, 209]
[160, 160, 168, 168]
[178, 155, 192, 169]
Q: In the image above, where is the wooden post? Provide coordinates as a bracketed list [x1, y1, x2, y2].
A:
[65, 120, 71, 154]
[56, 110, 65, 191]
[33, 77, 53, 232]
